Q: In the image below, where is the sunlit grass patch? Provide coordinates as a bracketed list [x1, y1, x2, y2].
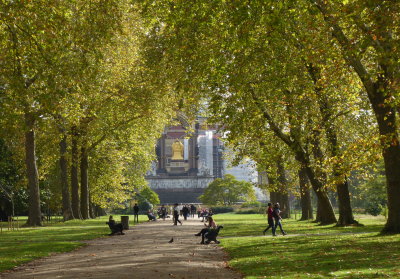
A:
[213, 213, 386, 237]
[214, 213, 398, 278]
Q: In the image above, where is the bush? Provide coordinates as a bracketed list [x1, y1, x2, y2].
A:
[240, 201, 262, 208]
[365, 202, 383, 216]
[236, 208, 263, 214]
[210, 206, 234, 214]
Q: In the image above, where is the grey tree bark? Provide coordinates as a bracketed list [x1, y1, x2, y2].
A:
[59, 134, 74, 221]
[25, 112, 42, 226]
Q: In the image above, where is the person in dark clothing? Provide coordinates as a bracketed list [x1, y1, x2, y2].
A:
[133, 203, 139, 223]
[107, 215, 124, 235]
[263, 203, 275, 235]
[173, 203, 182, 225]
[272, 203, 287, 236]
[160, 204, 167, 220]
[190, 204, 196, 218]
[182, 205, 190, 220]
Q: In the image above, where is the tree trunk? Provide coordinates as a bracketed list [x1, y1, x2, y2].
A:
[294, 147, 336, 225]
[94, 205, 106, 217]
[312, 75, 358, 226]
[315, 198, 322, 223]
[70, 126, 81, 219]
[299, 167, 313, 220]
[270, 191, 277, 204]
[304, 164, 336, 224]
[25, 112, 42, 226]
[307, 130, 336, 224]
[372, 92, 400, 233]
[252, 91, 335, 224]
[277, 159, 290, 218]
[336, 176, 357, 225]
[59, 134, 74, 221]
[80, 144, 89, 219]
[88, 192, 95, 219]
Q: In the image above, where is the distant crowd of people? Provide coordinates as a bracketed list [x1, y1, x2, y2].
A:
[131, 203, 214, 225]
[108, 202, 286, 240]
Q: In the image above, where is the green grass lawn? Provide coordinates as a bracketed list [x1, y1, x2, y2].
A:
[0, 215, 146, 272]
[213, 213, 400, 279]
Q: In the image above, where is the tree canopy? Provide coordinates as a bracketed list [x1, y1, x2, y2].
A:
[200, 174, 256, 206]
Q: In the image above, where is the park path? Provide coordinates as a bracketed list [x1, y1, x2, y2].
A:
[0, 217, 241, 279]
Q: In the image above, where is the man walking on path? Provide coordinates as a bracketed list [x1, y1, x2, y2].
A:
[263, 203, 275, 235]
[173, 203, 182, 225]
[272, 203, 287, 236]
[133, 203, 139, 223]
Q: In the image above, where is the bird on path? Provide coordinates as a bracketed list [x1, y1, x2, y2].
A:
[168, 238, 174, 243]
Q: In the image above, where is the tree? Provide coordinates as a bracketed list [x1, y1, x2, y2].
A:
[0, 138, 21, 217]
[0, 0, 131, 225]
[200, 174, 256, 206]
[309, 0, 400, 233]
[138, 0, 383, 226]
[138, 186, 160, 207]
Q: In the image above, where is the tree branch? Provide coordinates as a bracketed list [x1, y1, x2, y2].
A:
[311, 0, 376, 99]
[87, 114, 142, 152]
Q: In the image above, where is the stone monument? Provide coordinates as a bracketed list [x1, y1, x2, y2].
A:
[146, 113, 224, 203]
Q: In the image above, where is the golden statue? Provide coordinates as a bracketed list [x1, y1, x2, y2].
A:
[171, 140, 184, 160]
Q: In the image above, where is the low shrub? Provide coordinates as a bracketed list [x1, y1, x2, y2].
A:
[210, 206, 235, 214]
[365, 202, 383, 216]
[240, 201, 262, 208]
[236, 208, 263, 214]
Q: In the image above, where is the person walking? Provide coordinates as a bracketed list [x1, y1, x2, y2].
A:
[173, 203, 182, 225]
[190, 204, 196, 218]
[272, 203, 287, 236]
[133, 203, 139, 223]
[182, 205, 190, 220]
[160, 204, 167, 220]
[263, 203, 275, 235]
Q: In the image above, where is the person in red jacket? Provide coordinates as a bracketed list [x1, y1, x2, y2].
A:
[263, 203, 274, 235]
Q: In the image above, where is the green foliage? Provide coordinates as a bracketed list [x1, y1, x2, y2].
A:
[240, 201, 263, 208]
[351, 161, 387, 216]
[0, 138, 24, 216]
[199, 174, 256, 206]
[235, 209, 263, 214]
[138, 185, 160, 207]
[209, 206, 235, 214]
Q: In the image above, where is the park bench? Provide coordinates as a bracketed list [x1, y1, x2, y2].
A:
[204, 225, 223, 244]
[106, 221, 124, 235]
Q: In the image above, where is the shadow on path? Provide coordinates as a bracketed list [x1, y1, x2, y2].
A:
[0, 218, 241, 279]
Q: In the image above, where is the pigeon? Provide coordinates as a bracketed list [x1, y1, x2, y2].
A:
[168, 238, 174, 243]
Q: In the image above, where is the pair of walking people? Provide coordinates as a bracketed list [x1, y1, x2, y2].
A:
[263, 202, 286, 236]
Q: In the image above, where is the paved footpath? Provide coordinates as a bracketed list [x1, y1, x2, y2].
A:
[0, 217, 242, 279]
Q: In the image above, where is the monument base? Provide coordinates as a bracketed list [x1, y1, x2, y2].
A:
[146, 176, 213, 204]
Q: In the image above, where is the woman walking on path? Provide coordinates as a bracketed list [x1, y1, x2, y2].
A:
[263, 203, 275, 235]
[272, 203, 287, 236]
[195, 216, 217, 244]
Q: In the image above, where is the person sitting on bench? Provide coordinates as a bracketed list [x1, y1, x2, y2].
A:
[106, 215, 124, 235]
[147, 210, 157, 221]
[195, 216, 217, 244]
